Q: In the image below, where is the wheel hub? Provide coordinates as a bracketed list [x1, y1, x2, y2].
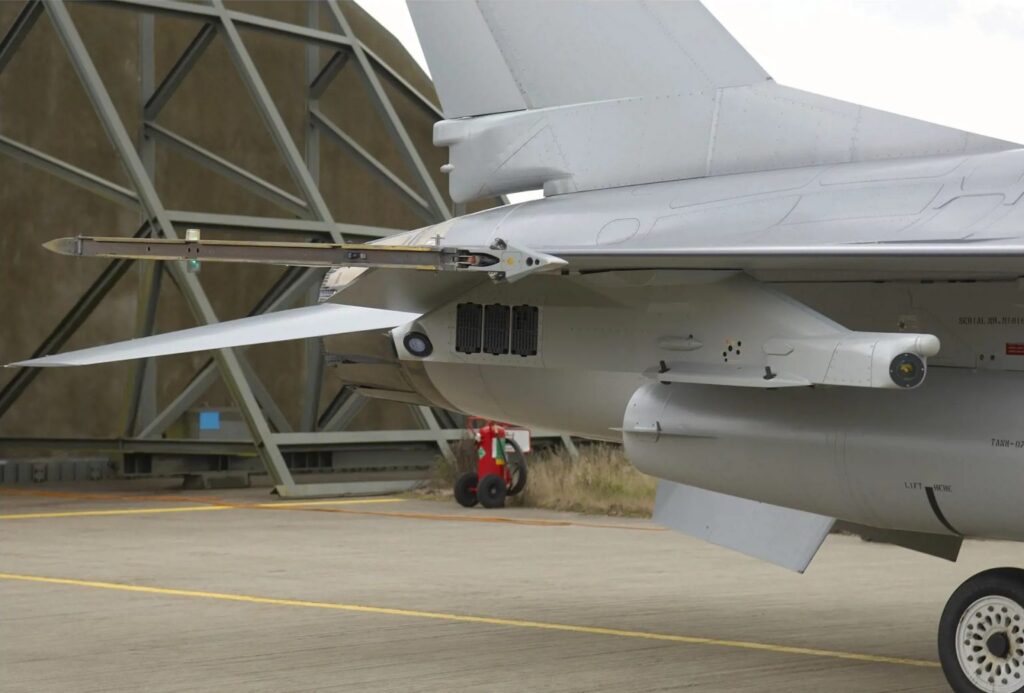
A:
[990, 632, 1013, 659]
[956, 595, 1024, 692]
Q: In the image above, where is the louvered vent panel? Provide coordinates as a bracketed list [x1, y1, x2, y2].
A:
[511, 305, 539, 356]
[455, 303, 482, 353]
[483, 304, 510, 355]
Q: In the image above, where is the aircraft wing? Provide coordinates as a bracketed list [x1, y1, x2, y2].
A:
[40, 233, 1024, 283]
[8, 303, 419, 367]
[16, 229, 1024, 369]
[554, 241, 1024, 280]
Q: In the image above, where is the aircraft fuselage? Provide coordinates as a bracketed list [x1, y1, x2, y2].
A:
[329, 149, 1024, 543]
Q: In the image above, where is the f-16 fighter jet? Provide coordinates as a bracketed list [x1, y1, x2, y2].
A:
[11, 3, 1024, 690]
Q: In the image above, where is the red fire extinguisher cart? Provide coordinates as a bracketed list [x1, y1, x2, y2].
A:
[454, 417, 528, 509]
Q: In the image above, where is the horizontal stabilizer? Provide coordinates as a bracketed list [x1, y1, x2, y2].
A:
[654, 480, 835, 573]
[8, 303, 420, 368]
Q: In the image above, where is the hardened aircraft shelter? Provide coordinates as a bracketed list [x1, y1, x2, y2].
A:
[0, 0, 577, 496]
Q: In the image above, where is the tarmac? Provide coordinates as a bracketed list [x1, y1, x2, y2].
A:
[3, 483, 1023, 692]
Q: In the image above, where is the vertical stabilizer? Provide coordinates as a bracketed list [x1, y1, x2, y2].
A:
[409, 0, 768, 118]
[409, 1, 1018, 203]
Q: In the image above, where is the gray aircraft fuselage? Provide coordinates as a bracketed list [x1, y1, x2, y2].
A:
[326, 149, 1024, 543]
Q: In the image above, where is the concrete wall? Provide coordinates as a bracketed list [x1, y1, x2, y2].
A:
[0, 1, 473, 438]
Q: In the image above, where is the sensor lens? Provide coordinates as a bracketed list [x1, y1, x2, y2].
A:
[889, 353, 925, 388]
[403, 331, 433, 357]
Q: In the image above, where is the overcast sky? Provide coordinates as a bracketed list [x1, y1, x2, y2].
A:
[353, 0, 1024, 202]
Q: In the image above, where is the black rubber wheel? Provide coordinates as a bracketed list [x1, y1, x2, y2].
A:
[504, 437, 528, 496]
[939, 567, 1024, 693]
[477, 473, 507, 509]
[453, 472, 479, 508]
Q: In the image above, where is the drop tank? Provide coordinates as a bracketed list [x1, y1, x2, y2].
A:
[622, 368, 1024, 540]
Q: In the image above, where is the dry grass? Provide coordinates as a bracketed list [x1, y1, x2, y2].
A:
[421, 442, 657, 517]
[516, 444, 657, 517]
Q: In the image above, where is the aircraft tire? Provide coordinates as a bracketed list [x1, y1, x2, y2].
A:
[477, 474, 506, 509]
[939, 567, 1024, 693]
[454, 472, 479, 508]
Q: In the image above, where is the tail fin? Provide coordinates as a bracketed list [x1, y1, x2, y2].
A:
[408, 0, 767, 118]
[409, 1, 1017, 203]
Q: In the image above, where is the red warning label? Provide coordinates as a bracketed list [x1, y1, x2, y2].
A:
[1006, 343, 1024, 356]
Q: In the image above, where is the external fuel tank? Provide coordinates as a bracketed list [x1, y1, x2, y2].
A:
[623, 368, 1024, 540]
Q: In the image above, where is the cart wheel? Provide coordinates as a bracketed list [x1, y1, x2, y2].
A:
[453, 472, 479, 508]
[477, 474, 507, 509]
[505, 438, 528, 496]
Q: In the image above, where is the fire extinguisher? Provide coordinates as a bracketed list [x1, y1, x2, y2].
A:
[454, 417, 528, 509]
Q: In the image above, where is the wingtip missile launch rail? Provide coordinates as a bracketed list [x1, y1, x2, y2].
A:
[43, 232, 567, 283]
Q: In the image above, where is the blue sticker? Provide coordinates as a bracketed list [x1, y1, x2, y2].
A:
[198, 410, 221, 430]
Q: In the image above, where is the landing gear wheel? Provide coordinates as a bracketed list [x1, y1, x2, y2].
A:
[939, 567, 1024, 693]
[477, 474, 507, 509]
[453, 472, 479, 508]
[505, 437, 528, 497]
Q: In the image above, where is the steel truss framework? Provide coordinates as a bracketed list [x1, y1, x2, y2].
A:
[0, 0, 580, 496]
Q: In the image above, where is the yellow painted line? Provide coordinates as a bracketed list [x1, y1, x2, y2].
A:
[254, 498, 405, 509]
[0, 488, 659, 530]
[0, 572, 938, 669]
[0, 499, 403, 520]
[321, 507, 667, 531]
[0, 506, 231, 520]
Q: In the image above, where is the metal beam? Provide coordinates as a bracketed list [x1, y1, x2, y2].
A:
[0, 435, 257, 456]
[300, 3, 326, 434]
[121, 260, 162, 436]
[362, 44, 443, 119]
[134, 363, 217, 440]
[145, 123, 310, 218]
[95, 0, 441, 121]
[143, 23, 216, 120]
[0, 428, 576, 455]
[0, 0, 42, 75]
[309, 49, 350, 99]
[99, 0, 218, 22]
[45, 0, 298, 490]
[304, 3, 321, 195]
[271, 429, 472, 447]
[124, 253, 301, 437]
[311, 109, 434, 221]
[0, 224, 150, 421]
[210, 0, 339, 240]
[164, 210, 393, 239]
[136, 266, 320, 439]
[0, 134, 139, 209]
[99, 0, 354, 50]
[220, 8, 353, 49]
[324, 0, 450, 221]
[130, 11, 159, 437]
[415, 405, 456, 463]
[316, 386, 365, 431]
[236, 353, 292, 434]
[300, 275, 326, 431]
